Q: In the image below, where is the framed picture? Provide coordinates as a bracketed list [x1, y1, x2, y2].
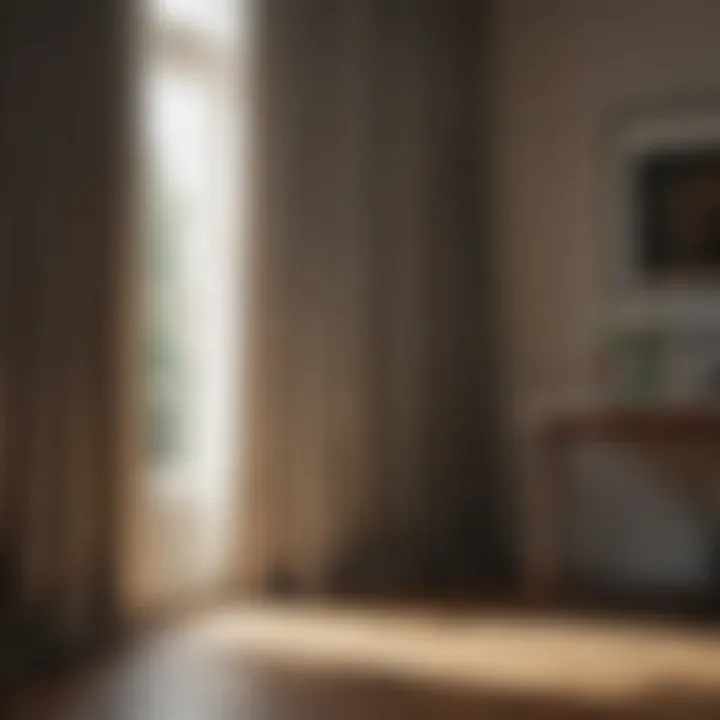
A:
[609, 107, 720, 323]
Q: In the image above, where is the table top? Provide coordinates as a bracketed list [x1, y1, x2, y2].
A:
[545, 407, 720, 443]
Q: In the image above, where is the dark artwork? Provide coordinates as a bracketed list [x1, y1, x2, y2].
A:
[638, 148, 720, 285]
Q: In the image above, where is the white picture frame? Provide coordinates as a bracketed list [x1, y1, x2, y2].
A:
[607, 107, 720, 329]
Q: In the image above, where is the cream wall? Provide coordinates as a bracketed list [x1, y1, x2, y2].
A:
[493, 0, 720, 423]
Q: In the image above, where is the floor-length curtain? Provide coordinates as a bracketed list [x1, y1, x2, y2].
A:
[241, 0, 513, 596]
[0, 0, 132, 661]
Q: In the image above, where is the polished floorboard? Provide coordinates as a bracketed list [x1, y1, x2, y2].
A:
[8, 605, 720, 719]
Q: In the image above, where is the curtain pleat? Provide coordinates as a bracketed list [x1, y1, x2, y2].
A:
[242, 0, 513, 597]
[0, 0, 131, 660]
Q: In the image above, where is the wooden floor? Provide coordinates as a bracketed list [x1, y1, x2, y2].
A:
[8, 605, 720, 719]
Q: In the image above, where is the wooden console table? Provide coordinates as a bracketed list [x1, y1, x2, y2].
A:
[530, 407, 720, 606]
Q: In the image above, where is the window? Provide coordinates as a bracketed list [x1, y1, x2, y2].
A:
[140, 0, 247, 596]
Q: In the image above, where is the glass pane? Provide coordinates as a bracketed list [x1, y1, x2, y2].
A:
[144, 67, 215, 476]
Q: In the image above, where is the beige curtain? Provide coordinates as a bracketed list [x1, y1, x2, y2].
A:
[0, 0, 132, 657]
[241, 0, 513, 596]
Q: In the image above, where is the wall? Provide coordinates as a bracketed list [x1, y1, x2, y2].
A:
[492, 0, 720, 587]
[494, 0, 720, 420]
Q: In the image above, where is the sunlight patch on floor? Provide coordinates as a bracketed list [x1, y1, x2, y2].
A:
[190, 605, 720, 707]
